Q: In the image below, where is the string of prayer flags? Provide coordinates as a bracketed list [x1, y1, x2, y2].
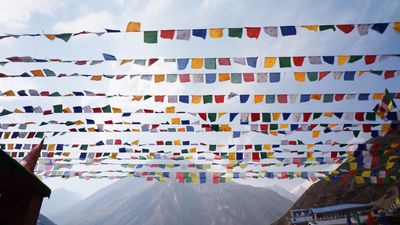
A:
[1, 90, 398, 106]
[2, 54, 399, 69]
[1, 21, 398, 42]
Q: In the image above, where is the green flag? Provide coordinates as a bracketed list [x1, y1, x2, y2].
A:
[307, 72, 318, 81]
[53, 104, 63, 113]
[349, 55, 362, 63]
[203, 95, 213, 104]
[144, 31, 158, 43]
[55, 33, 73, 42]
[319, 25, 336, 31]
[204, 58, 216, 69]
[279, 57, 291, 68]
[323, 94, 334, 103]
[228, 28, 243, 38]
[231, 73, 242, 83]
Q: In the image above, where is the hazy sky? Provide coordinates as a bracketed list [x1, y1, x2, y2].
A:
[0, 0, 399, 197]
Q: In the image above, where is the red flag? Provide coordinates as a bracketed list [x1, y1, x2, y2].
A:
[336, 24, 355, 34]
[384, 71, 395, 79]
[218, 58, 231, 65]
[245, 27, 261, 39]
[243, 73, 255, 82]
[293, 56, 305, 66]
[198, 113, 207, 121]
[335, 93, 345, 101]
[303, 113, 312, 122]
[154, 95, 165, 102]
[22, 138, 45, 173]
[318, 71, 330, 80]
[160, 30, 175, 39]
[214, 95, 225, 103]
[277, 94, 288, 103]
[364, 55, 376, 65]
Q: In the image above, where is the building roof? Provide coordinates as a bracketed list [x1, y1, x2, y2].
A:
[289, 216, 313, 223]
[0, 149, 51, 197]
[310, 203, 372, 214]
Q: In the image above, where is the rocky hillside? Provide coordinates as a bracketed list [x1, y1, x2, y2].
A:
[273, 123, 400, 225]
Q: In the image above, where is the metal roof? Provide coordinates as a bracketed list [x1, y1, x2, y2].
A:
[311, 203, 372, 214]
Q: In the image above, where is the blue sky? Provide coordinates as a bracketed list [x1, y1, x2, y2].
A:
[0, 0, 399, 197]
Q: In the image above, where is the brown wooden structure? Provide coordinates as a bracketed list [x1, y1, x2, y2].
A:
[0, 149, 51, 225]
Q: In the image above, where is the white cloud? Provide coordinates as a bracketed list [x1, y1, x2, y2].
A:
[0, 0, 61, 31]
[52, 11, 117, 33]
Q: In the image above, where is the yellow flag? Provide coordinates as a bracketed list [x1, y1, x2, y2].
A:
[126, 21, 141, 32]
[381, 123, 390, 132]
[393, 22, 400, 32]
[31, 70, 45, 77]
[302, 25, 318, 31]
[131, 140, 140, 145]
[328, 124, 337, 129]
[219, 73, 230, 81]
[171, 118, 181, 124]
[209, 28, 223, 38]
[228, 152, 236, 160]
[166, 106, 175, 113]
[358, 71, 366, 77]
[75, 120, 84, 125]
[338, 55, 350, 65]
[264, 57, 277, 68]
[120, 59, 133, 65]
[87, 127, 96, 132]
[220, 124, 232, 131]
[63, 107, 72, 113]
[154, 74, 165, 83]
[4, 90, 15, 96]
[191, 58, 204, 69]
[321, 176, 331, 181]
[47, 144, 55, 151]
[132, 95, 143, 101]
[272, 112, 281, 121]
[14, 108, 23, 113]
[111, 152, 118, 159]
[294, 72, 306, 82]
[350, 162, 357, 170]
[311, 94, 322, 100]
[361, 170, 371, 177]
[323, 112, 333, 117]
[263, 144, 271, 150]
[254, 95, 264, 104]
[189, 147, 197, 153]
[269, 131, 278, 136]
[91, 75, 102, 81]
[45, 34, 56, 40]
[307, 144, 315, 149]
[373, 93, 384, 100]
[174, 140, 181, 145]
[391, 143, 399, 148]
[280, 124, 289, 129]
[355, 176, 365, 184]
[192, 95, 202, 104]
[218, 112, 226, 118]
[112, 107, 122, 113]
